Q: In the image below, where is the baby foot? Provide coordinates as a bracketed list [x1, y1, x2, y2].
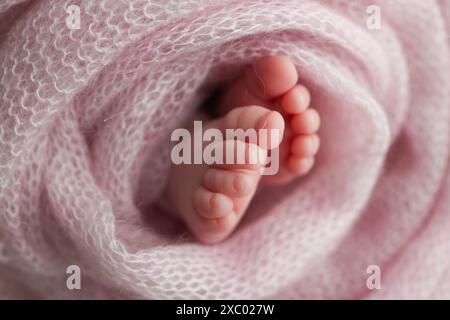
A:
[167, 106, 284, 244]
[218, 55, 320, 185]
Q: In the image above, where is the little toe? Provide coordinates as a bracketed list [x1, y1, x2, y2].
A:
[291, 134, 320, 157]
[195, 187, 234, 219]
[280, 84, 311, 114]
[286, 156, 315, 175]
[291, 108, 321, 134]
[203, 168, 254, 198]
[244, 55, 298, 100]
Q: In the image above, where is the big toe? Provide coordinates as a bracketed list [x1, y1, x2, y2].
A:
[221, 105, 285, 150]
[245, 55, 298, 99]
[203, 168, 255, 198]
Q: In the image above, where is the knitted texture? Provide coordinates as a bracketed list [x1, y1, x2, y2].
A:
[0, 0, 449, 299]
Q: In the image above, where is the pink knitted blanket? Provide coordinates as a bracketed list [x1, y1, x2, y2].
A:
[1, 0, 450, 299]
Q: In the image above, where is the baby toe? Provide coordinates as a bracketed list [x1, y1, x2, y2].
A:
[280, 84, 311, 114]
[213, 139, 267, 170]
[194, 187, 234, 219]
[256, 110, 285, 150]
[222, 107, 285, 150]
[291, 108, 320, 134]
[245, 55, 298, 99]
[203, 168, 254, 198]
[286, 156, 315, 175]
[291, 134, 320, 157]
[194, 213, 238, 244]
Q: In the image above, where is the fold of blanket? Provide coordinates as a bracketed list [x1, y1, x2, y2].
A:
[0, 0, 449, 299]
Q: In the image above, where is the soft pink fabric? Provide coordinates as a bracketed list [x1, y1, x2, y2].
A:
[0, 0, 449, 299]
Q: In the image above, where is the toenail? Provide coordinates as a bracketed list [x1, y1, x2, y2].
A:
[299, 86, 311, 108]
[310, 110, 321, 130]
[306, 135, 318, 149]
[292, 134, 320, 157]
[292, 109, 321, 134]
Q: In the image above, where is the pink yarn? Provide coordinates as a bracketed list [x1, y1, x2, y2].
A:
[0, 0, 449, 299]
